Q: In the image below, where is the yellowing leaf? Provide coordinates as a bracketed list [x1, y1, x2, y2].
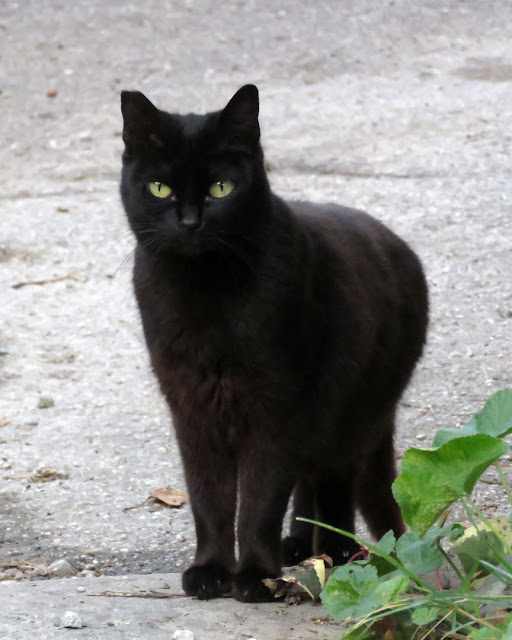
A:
[263, 556, 333, 601]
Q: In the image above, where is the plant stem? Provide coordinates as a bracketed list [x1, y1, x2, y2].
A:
[437, 544, 465, 584]
[460, 497, 481, 531]
[479, 559, 512, 583]
[465, 496, 512, 574]
[353, 598, 427, 630]
[296, 517, 431, 591]
[435, 568, 443, 590]
[452, 606, 502, 633]
[419, 611, 451, 640]
[496, 462, 512, 507]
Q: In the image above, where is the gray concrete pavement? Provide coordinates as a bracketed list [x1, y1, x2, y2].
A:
[1, 573, 342, 640]
[1, 0, 511, 637]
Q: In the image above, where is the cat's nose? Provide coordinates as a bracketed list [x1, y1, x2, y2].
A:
[178, 205, 202, 231]
[178, 217, 201, 231]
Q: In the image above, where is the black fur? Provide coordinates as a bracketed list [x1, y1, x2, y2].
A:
[120, 85, 428, 602]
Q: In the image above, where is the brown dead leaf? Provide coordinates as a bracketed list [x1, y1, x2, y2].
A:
[0, 560, 49, 578]
[150, 487, 189, 508]
[29, 469, 69, 483]
[371, 615, 396, 639]
[123, 487, 189, 511]
[18, 561, 49, 578]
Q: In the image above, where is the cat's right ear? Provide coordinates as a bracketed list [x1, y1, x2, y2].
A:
[219, 84, 260, 147]
[121, 91, 163, 152]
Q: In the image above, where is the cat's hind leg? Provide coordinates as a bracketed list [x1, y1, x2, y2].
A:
[282, 475, 315, 565]
[313, 465, 361, 566]
[356, 426, 405, 540]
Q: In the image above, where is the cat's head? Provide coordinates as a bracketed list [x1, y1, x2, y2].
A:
[120, 85, 270, 258]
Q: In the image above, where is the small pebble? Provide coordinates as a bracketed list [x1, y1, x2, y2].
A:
[172, 631, 195, 640]
[0, 568, 25, 581]
[25, 418, 39, 426]
[416, 433, 427, 441]
[76, 586, 86, 593]
[37, 396, 54, 409]
[46, 89, 58, 98]
[53, 611, 82, 629]
[49, 559, 78, 577]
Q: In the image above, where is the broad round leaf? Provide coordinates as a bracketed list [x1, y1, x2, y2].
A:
[434, 389, 512, 447]
[392, 434, 508, 535]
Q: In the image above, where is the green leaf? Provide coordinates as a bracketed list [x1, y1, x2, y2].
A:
[502, 615, 512, 640]
[321, 563, 410, 621]
[392, 434, 508, 535]
[322, 564, 379, 619]
[452, 517, 512, 580]
[375, 574, 410, 605]
[374, 529, 396, 555]
[453, 527, 506, 575]
[434, 389, 512, 446]
[343, 627, 381, 640]
[395, 526, 454, 574]
[412, 606, 439, 625]
[469, 628, 505, 639]
[450, 523, 466, 541]
[366, 530, 398, 577]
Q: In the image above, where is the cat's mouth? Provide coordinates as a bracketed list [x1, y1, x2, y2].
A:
[152, 225, 220, 258]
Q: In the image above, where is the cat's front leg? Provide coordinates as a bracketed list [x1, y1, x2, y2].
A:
[176, 421, 237, 600]
[234, 444, 294, 602]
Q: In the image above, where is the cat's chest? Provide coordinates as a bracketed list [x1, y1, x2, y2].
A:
[139, 284, 260, 374]
[149, 314, 263, 436]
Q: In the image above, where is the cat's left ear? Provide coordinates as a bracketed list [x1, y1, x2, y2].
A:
[219, 84, 260, 146]
[121, 91, 163, 152]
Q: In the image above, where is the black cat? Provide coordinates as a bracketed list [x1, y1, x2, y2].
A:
[120, 85, 428, 602]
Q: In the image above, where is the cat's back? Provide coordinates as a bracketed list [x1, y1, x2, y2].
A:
[288, 199, 426, 293]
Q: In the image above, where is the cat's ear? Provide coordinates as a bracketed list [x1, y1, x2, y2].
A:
[121, 91, 164, 151]
[219, 84, 260, 146]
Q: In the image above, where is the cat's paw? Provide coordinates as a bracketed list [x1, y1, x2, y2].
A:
[232, 568, 277, 603]
[326, 539, 361, 566]
[282, 535, 313, 566]
[182, 563, 232, 600]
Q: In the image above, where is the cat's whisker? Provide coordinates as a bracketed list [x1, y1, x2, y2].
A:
[113, 247, 137, 279]
[213, 237, 243, 285]
[214, 234, 259, 277]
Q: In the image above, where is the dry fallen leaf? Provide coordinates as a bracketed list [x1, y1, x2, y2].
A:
[150, 487, 189, 508]
[264, 555, 333, 602]
[123, 487, 189, 511]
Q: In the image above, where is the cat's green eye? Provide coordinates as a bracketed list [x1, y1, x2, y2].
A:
[209, 180, 234, 199]
[147, 181, 172, 199]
